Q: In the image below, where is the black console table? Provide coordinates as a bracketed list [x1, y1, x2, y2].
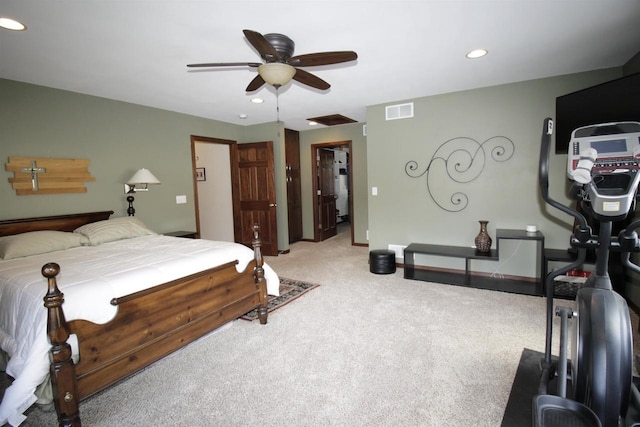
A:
[404, 229, 544, 296]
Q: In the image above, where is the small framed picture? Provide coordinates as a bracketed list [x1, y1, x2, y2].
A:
[195, 167, 206, 182]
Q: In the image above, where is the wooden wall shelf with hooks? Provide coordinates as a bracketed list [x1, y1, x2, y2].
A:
[6, 156, 96, 195]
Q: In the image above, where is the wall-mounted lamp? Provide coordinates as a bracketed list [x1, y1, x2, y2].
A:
[124, 168, 161, 216]
[124, 168, 161, 193]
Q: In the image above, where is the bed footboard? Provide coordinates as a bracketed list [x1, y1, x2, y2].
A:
[43, 263, 81, 427]
[42, 224, 268, 427]
[252, 223, 269, 324]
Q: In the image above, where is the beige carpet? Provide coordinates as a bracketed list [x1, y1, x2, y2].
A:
[8, 223, 633, 426]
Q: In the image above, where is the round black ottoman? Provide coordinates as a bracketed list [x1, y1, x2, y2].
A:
[369, 250, 396, 274]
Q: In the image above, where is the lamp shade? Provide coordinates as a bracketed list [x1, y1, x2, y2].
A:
[258, 63, 296, 87]
[127, 168, 160, 185]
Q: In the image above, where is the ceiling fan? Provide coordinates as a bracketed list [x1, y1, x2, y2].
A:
[187, 29, 358, 92]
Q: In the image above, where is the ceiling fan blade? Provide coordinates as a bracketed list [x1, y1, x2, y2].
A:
[288, 51, 358, 67]
[243, 29, 281, 62]
[246, 74, 265, 92]
[292, 68, 330, 90]
[187, 62, 261, 68]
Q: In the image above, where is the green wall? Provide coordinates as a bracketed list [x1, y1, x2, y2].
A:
[1, 78, 241, 233]
[365, 68, 623, 273]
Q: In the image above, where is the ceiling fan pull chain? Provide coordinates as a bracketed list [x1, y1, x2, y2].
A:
[276, 85, 281, 137]
[276, 85, 280, 123]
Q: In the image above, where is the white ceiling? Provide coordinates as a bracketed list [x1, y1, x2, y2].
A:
[2, 1, 640, 131]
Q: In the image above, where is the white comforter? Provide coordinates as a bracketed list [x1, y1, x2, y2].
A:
[0, 235, 279, 426]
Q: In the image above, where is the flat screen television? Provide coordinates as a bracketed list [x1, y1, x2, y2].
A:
[555, 72, 640, 154]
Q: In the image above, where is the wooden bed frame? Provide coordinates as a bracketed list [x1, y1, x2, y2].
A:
[0, 211, 269, 426]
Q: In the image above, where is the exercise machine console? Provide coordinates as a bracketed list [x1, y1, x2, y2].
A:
[567, 122, 640, 219]
[535, 118, 640, 427]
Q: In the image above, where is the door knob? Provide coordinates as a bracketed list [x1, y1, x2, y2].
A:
[269, 203, 277, 207]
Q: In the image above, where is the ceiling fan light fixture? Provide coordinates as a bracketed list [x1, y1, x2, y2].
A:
[258, 63, 296, 87]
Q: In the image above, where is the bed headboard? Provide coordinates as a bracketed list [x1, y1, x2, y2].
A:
[0, 211, 114, 237]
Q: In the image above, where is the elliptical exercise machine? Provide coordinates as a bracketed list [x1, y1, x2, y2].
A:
[535, 117, 640, 427]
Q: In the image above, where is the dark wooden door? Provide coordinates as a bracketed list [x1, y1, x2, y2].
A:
[285, 129, 303, 243]
[319, 148, 337, 240]
[231, 141, 278, 256]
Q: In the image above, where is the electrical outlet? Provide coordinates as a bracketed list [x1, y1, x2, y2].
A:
[388, 244, 407, 259]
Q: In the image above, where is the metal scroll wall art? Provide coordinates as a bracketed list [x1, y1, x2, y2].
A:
[404, 136, 515, 212]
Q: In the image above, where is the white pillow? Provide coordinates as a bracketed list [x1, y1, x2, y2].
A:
[0, 231, 87, 260]
[74, 217, 156, 246]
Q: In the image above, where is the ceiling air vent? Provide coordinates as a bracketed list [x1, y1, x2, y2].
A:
[385, 102, 414, 120]
[306, 114, 357, 126]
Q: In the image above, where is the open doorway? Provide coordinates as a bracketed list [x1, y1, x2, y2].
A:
[190, 135, 235, 240]
[311, 140, 353, 244]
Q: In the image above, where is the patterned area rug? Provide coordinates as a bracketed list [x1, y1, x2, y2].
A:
[241, 277, 320, 321]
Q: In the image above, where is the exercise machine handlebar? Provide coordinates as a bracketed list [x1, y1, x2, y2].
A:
[539, 118, 591, 232]
[539, 118, 590, 364]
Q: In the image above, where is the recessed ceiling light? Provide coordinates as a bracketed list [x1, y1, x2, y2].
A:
[239, 114, 248, 119]
[466, 49, 488, 59]
[250, 98, 264, 104]
[0, 17, 27, 31]
[308, 121, 318, 126]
